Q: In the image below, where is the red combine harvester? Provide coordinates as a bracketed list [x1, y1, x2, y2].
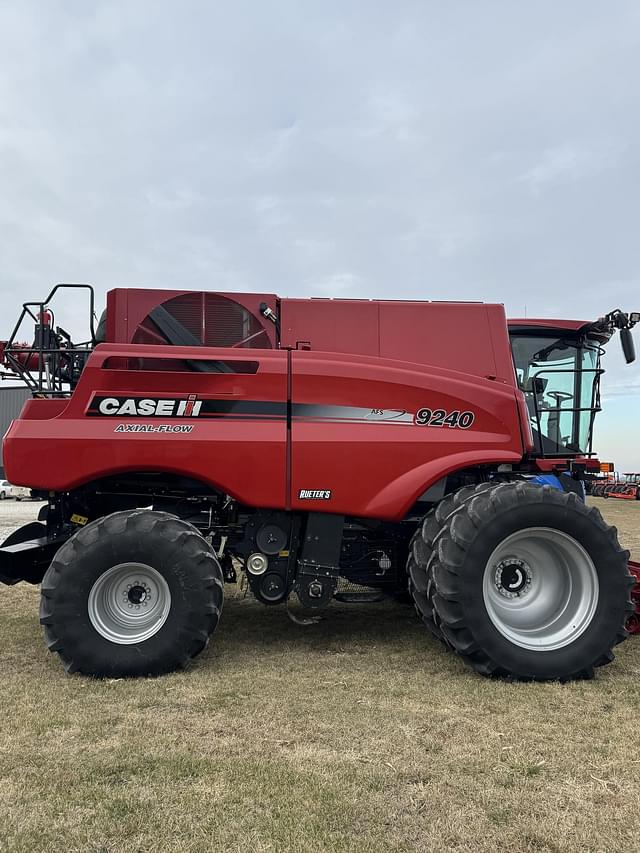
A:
[1, 285, 639, 679]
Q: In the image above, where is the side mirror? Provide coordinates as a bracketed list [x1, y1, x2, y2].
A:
[621, 327, 636, 364]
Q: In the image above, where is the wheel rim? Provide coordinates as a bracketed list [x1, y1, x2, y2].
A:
[482, 527, 599, 651]
[88, 562, 171, 644]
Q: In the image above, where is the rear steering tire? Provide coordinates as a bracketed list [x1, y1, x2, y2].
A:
[40, 510, 224, 677]
[412, 482, 633, 681]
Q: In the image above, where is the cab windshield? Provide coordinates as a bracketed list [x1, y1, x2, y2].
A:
[509, 334, 602, 456]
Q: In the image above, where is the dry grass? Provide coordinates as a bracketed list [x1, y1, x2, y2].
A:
[1, 498, 639, 853]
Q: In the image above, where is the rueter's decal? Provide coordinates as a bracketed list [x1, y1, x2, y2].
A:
[298, 489, 332, 500]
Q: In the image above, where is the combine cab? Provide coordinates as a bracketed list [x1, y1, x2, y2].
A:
[0, 285, 638, 680]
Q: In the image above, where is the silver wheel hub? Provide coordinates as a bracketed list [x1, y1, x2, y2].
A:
[493, 558, 532, 599]
[88, 562, 171, 644]
[482, 528, 599, 651]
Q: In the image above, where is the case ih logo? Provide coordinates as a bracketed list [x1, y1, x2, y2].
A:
[88, 395, 202, 417]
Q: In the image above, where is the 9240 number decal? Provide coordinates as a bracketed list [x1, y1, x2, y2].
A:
[414, 408, 475, 429]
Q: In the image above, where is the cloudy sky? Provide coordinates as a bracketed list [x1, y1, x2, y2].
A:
[1, 1, 639, 467]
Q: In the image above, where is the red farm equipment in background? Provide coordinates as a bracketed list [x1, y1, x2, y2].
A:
[586, 472, 640, 634]
[611, 474, 640, 501]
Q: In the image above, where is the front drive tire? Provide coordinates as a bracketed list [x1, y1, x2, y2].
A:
[408, 482, 497, 643]
[415, 482, 633, 681]
[40, 510, 224, 678]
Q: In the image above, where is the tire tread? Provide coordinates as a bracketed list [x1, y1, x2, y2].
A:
[429, 482, 632, 681]
[39, 510, 224, 678]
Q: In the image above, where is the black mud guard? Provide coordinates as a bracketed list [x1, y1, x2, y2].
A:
[0, 523, 69, 585]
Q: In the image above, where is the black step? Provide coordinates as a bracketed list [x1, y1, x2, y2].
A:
[333, 591, 386, 604]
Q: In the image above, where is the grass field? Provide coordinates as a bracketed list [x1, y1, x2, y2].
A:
[1, 498, 639, 853]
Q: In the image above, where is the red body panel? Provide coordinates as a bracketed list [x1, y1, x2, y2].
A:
[4, 345, 289, 508]
[290, 351, 523, 518]
[281, 299, 515, 381]
[3, 293, 537, 520]
[508, 318, 591, 331]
